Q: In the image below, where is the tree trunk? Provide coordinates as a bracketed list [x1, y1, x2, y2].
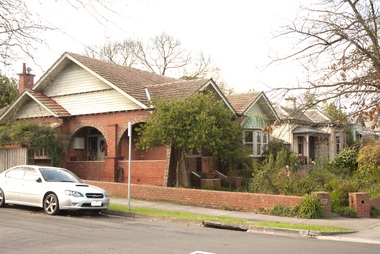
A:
[173, 148, 190, 187]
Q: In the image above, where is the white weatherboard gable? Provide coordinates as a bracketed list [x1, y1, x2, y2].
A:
[54, 90, 140, 115]
[66, 54, 148, 109]
[42, 62, 142, 115]
[43, 63, 110, 97]
[15, 99, 53, 119]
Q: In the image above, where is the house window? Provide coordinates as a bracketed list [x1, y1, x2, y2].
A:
[244, 130, 268, 157]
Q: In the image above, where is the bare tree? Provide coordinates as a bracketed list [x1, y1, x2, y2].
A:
[134, 32, 190, 76]
[0, 0, 47, 66]
[273, 0, 380, 123]
[85, 39, 138, 67]
[181, 51, 233, 94]
[0, 0, 116, 68]
[84, 32, 233, 93]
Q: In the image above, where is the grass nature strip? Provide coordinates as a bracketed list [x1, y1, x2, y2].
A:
[108, 204, 351, 233]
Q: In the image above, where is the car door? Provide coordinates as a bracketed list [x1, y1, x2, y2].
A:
[3, 167, 26, 203]
[19, 167, 44, 207]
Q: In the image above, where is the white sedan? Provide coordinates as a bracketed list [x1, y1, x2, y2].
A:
[0, 165, 110, 215]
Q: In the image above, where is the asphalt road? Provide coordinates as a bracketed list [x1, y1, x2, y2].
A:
[0, 206, 378, 254]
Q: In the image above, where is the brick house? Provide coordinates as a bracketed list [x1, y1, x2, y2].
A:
[227, 92, 279, 158]
[0, 52, 277, 185]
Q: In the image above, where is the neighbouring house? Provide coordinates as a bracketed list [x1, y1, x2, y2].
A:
[272, 97, 347, 164]
[349, 114, 380, 143]
[0, 52, 276, 186]
[227, 92, 279, 158]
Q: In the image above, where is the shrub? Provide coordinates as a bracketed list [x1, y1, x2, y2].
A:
[267, 204, 298, 217]
[297, 194, 323, 219]
[357, 139, 380, 173]
[330, 148, 358, 173]
[262, 138, 290, 160]
[370, 206, 380, 218]
[337, 207, 358, 218]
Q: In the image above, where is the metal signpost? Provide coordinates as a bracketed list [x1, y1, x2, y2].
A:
[128, 122, 132, 210]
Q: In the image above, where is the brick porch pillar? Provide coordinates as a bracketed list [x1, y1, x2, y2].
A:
[312, 191, 332, 218]
[349, 192, 370, 218]
[104, 124, 118, 182]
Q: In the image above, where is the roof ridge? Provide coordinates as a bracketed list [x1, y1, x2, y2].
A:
[147, 78, 209, 87]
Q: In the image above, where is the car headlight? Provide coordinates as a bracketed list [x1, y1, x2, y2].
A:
[65, 190, 84, 197]
[104, 191, 109, 198]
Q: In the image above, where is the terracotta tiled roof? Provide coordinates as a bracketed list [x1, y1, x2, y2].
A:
[66, 52, 176, 105]
[227, 92, 261, 114]
[29, 90, 71, 117]
[147, 79, 209, 102]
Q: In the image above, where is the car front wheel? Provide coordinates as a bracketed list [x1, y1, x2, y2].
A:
[44, 193, 60, 215]
[0, 188, 5, 207]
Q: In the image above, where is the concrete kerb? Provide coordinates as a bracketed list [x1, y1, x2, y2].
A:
[102, 209, 356, 238]
[103, 209, 204, 225]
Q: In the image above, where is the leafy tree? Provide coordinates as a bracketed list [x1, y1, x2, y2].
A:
[136, 92, 245, 186]
[0, 121, 67, 166]
[323, 102, 348, 124]
[357, 139, 380, 173]
[0, 73, 18, 108]
[273, 0, 380, 125]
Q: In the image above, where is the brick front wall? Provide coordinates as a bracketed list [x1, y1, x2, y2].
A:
[67, 161, 105, 181]
[85, 180, 304, 212]
[117, 160, 167, 186]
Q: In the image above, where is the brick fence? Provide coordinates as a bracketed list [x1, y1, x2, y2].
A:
[86, 181, 378, 217]
[86, 180, 304, 212]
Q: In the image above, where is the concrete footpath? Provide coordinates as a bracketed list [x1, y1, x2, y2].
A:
[108, 198, 380, 245]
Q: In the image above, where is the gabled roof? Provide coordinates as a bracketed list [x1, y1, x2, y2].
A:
[227, 91, 279, 121]
[275, 105, 331, 124]
[29, 91, 71, 117]
[147, 79, 210, 101]
[227, 92, 261, 115]
[147, 78, 236, 114]
[1, 52, 238, 121]
[34, 52, 176, 107]
[0, 90, 71, 121]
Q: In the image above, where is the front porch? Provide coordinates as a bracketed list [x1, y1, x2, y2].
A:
[293, 127, 330, 165]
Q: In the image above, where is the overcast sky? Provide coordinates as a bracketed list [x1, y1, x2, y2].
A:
[9, 0, 304, 94]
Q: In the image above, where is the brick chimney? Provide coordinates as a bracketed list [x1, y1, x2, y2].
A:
[18, 63, 35, 93]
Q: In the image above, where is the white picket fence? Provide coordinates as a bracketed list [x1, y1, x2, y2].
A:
[0, 148, 28, 172]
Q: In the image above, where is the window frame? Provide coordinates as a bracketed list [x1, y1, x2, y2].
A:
[244, 129, 268, 157]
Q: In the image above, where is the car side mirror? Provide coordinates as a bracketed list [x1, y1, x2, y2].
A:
[36, 178, 42, 183]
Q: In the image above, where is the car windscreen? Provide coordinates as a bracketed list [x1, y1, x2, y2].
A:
[39, 168, 83, 183]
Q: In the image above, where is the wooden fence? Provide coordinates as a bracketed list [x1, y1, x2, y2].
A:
[0, 148, 28, 172]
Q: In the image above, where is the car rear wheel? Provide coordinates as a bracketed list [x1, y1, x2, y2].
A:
[0, 188, 5, 207]
[44, 193, 60, 215]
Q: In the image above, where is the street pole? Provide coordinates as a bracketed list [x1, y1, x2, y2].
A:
[128, 121, 132, 210]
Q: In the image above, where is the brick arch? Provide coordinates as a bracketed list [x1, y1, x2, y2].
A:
[117, 121, 145, 146]
[69, 120, 108, 141]
[116, 116, 147, 145]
